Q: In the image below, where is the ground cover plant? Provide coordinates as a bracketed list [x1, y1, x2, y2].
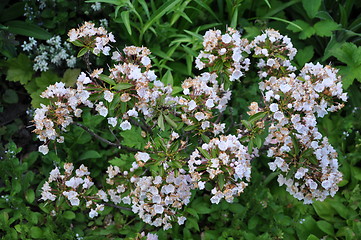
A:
[1, 0, 361, 239]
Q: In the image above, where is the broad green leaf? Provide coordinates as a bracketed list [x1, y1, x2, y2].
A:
[6, 54, 33, 84]
[63, 68, 81, 87]
[287, 20, 315, 39]
[302, 0, 321, 18]
[119, 127, 144, 148]
[30, 226, 43, 238]
[295, 45, 314, 66]
[332, 42, 361, 66]
[162, 70, 173, 85]
[313, 201, 335, 221]
[248, 111, 267, 124]
[25, 189, 35, 203]
[79, 150, 101, 160]
[6, 21, 51, 40]
[306, 234, 319, 240]
[317, 220, 335, 236]
[63, 211, 76, 220]
[35, 71, 60, 89]
[314, 20, 340, 37]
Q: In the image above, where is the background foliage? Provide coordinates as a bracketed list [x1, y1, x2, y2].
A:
[0, 0, 360, 239]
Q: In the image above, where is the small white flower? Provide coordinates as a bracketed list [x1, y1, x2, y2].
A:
[107, 117, 118, 127]
[39, 145, 49, 155]
[269, 103, 279, 112]
[104, 90, 114, 102]
[120, 120, 131, 130]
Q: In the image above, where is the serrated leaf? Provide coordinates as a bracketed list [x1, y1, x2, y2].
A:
[332, 42, 361, 66]
[287, 20, 315, 39]
[302, 0, 321, 18]
[6, 54, 33, 84]
[314, 20, 340, 37]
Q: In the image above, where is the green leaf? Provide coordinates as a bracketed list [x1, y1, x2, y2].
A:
[99, 74, 116, 85]
[158, 114, 165, 131]
[302, 0, 321, 18]
[141, 0, 182, 34]
[79, 150, 101, 160]
[30, 226, 43, 239]
[6, 21, 51, 40]
[6, 54, 33, 84]
[317, 220, 335, 236]
[186, 208, 199, 220]
[313, 201, 335, 221]
[295, 45, 314, 66]
[63, 68, 81, 87]
[77, 48, 89, 58]
[2, 89, 18, 104]
[63, 211, 76, 220]
[197, 147, 211, 160]
[162, 70, 173, 86]
[121, 11, 132, 35]
[70, 39, 85, 47]
[113, 83, 133, 90]
[119, 127, 144, 148]
[164, 114, 177, 129]
[306, 234, 319, 240]
[287, 20, 315, 39]
[25, 189, 35, 203]
[314, 20, 340, 37]
[248, 112, 267, 124]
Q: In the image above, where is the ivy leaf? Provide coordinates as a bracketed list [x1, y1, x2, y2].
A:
[6, 53, 33, 84]
[287, 20, 315, 39]
[314, 20, 340, 37]
[332, 43, 361, 88]
[302, 0, 321, 19]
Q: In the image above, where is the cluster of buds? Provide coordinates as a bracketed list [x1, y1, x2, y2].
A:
[68, 21, 115, 55]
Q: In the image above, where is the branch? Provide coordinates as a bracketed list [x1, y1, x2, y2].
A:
[128, 118, 152, 134]
[73, 122, 139, 152]
[103, 202, 132, 211]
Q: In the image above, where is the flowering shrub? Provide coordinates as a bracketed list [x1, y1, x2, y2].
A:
[34, 22, 347, 237]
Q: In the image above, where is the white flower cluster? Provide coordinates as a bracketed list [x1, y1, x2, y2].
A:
[177, 72, 231, 135]
[189, 135, 252, 204]
[195, 28, 251, 81]
[22, 36, 76, 72]
[68, 21, 115, 55]
[108, 46, 174, 119]
[250, 29, 297, 79]
[33, 73, 92, 154]
[250, 32, 348, 203]
[41, 163, 104, 218]
[130, 172, 192, 230]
